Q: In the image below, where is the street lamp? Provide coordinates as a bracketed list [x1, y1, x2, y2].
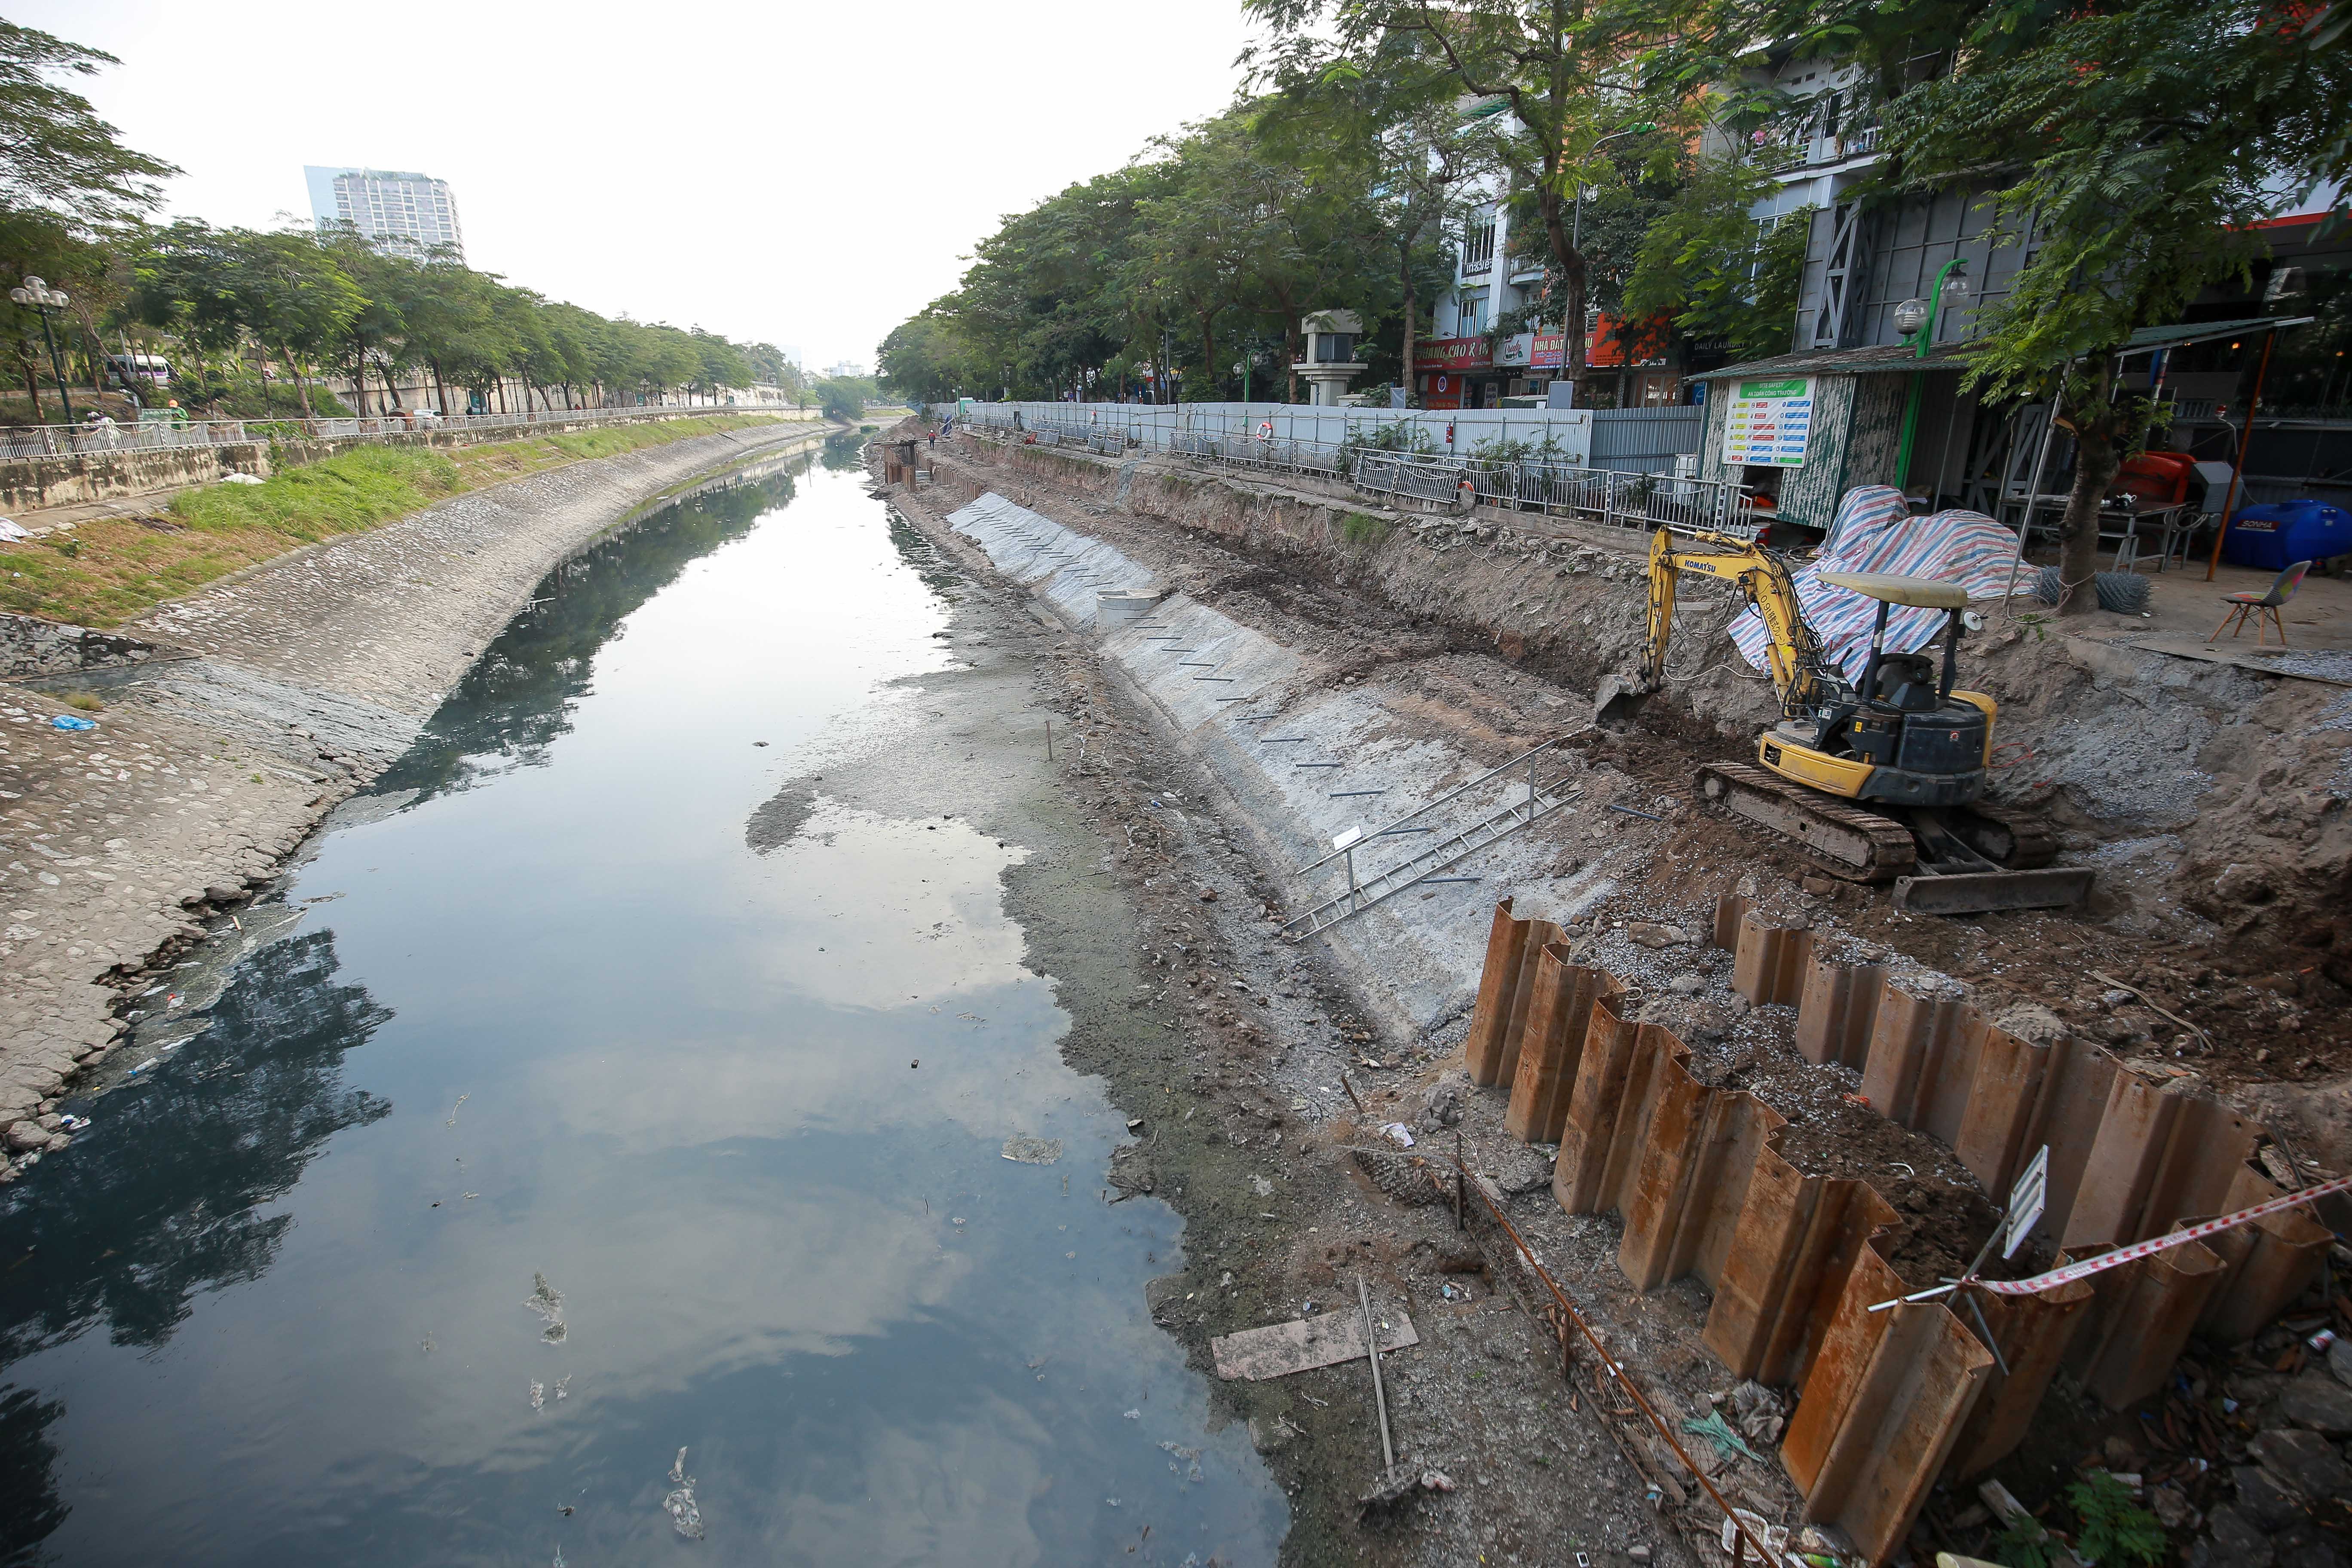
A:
[1895, 258, 1970, 489]
[9, 276, 74, 426]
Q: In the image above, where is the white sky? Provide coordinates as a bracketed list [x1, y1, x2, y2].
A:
[23, 1, 1267, 373]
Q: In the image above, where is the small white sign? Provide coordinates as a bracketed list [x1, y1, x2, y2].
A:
[1332, 825, 1364, 851]
[2001, 1144, 2050, 1260]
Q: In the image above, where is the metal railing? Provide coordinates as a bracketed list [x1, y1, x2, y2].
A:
[943, 398, 1732, 532]
[0, 402, 808, 462]
[1352, 450, 1754, 534]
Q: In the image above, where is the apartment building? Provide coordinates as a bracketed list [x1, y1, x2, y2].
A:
[304, 166, 467, 262]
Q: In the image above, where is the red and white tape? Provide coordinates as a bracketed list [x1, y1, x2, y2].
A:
[1971, 1169, 2352, 1297]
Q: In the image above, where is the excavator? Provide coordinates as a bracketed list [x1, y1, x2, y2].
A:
[1611, 527, 2093, 916]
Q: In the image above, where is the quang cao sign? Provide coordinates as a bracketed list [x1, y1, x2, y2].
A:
[1421, 337, 1494, 372]
[1721, 375, 1814, 468]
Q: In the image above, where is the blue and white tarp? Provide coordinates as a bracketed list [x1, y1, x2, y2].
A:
[1728, 486, 2026, 682]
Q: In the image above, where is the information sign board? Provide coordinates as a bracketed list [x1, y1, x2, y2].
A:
[1721, 376, 1814, 468]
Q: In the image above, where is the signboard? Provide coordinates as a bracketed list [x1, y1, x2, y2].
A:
[1421, 337, 1493, 372]
[1332, 826, 1364, 851]
[1495, 333, 1533, 368]
[1721, 376, 1814, 468]
[2000, 1144, 2049, 1259]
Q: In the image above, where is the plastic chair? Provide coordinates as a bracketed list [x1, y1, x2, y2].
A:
[2212, 559, 2313, 646]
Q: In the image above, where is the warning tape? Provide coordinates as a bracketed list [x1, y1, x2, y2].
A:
[1970, 1169, 2352, 1297]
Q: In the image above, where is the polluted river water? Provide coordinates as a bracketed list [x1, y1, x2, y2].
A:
[0, 447, 1287, 1565]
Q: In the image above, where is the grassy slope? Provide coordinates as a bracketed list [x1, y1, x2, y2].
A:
[0, 413, 800, 628]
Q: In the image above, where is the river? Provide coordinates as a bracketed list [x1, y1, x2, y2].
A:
[0, 452, 1286, 1566]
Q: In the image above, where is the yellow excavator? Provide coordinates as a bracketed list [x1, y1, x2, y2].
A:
[1615, 527, 2092, 916]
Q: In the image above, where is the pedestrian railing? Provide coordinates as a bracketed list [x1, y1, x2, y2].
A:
[1352, 450, 1756, 535]
[952, 402, 1752, 537]
[0, 402, 808, 462]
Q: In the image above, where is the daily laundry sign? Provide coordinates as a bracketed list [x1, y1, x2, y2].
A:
[1721, 376, 1814, 468]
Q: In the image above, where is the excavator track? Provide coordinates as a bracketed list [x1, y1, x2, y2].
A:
[1696, 761, 1918, 883]
[1950, 805, 2060, 870]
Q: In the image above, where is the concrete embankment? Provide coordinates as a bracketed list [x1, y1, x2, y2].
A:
[0, 418, 835, 1159]
[925, 426, 2350, 1017]
[932, 490, 1610, 1039]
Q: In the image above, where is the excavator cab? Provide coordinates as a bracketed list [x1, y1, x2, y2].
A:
[1625, 529, 2092, 916]
[1776, 572, 1992, 808]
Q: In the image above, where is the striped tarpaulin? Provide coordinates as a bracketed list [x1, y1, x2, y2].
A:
[1728, 487, 2024, 681]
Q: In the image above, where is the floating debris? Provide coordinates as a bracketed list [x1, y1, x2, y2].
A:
[1158, 1439, 1204, 1483]
[664, 1446, 704, 1539]
[446, 1093, 469, 1128]
[554, 1375, 571, 1401]
[1001, 1135, 1063, 1165]
[530, 1381, 545, 1411]
[525, 1272, 567, 1343]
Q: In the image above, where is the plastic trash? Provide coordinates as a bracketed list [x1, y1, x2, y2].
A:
[219, 472, 263, 485]
[664, 1447, 704, 1539]
[50, 715, 96, 731]
[0, 520, 25, 541]
[524, 1272, 567, 1342]
[1380, 1122, 1415, 1148]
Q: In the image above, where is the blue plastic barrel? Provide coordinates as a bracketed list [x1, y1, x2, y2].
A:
[2223, 499, 2352, 571]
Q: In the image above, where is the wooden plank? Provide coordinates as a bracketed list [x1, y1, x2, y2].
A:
[1211, 1308, 1421, 1381]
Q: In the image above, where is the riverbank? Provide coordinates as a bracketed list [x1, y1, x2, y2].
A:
[876, 411, 2352, 1568]
[875, 446, 1706, 1567]
[0, 417, 838, 1161]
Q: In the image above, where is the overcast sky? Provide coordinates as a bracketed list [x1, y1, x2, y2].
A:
[25, 1, 1267, 373]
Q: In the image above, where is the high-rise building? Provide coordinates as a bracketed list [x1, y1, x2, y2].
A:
[303, 166, 466, 262]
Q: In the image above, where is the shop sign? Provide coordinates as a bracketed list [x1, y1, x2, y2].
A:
[1531, 333, 1566, 370]
[1422, 337, 1493, 371]
[1495, 333, 1533, 368]
[1721, 376, 1814, 468]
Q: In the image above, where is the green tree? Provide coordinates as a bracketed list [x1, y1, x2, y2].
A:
[1623, 153, 1808, 362]
[1247, 0, 1694, 389]
[0, 21, 175, 232]
[1842, 0, 2352, 610]
[815, 377, 867, 421]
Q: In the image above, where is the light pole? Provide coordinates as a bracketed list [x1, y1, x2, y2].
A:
[9, 276, 74, 426]
[1893, 257, 1971, 491]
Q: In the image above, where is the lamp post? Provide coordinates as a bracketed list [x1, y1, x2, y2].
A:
[9, 276, 75, 426]
[1893, 258, 1970, 493]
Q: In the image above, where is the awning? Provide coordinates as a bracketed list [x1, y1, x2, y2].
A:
[2115, 315, 2313, 356]
[1696, 315, 2315, 381]
[1691, 343, 1980, 379]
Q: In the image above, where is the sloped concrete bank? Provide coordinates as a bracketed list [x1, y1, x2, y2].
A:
[921, 426, 2351, 1085]
[0, 419, 835, 1164]
[935, 491, 1620, 1038]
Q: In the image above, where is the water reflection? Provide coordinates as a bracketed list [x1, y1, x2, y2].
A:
[375, 463, 806, 805]
[0, 927, 391, 1564]
[0, 929, 392, 1362]
[820, 430, 865, 470]
[0, 460, 1282, 1566]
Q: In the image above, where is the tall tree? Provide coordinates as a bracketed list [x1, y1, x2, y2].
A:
[1246, 0, 1690, 392]
[1827, 0, 2352, 610]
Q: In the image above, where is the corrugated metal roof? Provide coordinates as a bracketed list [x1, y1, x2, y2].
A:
[1692, 343, 1977, 379]
[1696, 315, 2315, 380]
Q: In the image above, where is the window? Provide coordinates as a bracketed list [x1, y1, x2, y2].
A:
[1458, 291, 1488, 336]
[1315, 334, 1355, 363]
[1463, 211, 1497, 274]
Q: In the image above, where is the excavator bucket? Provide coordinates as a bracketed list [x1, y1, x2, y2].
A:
[1890, 866, 2096, 916]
